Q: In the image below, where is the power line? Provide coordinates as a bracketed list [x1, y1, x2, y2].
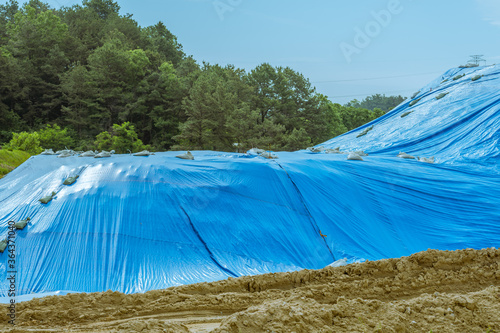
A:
[330, 89, 412, 99]
[312, 71, 443, 84]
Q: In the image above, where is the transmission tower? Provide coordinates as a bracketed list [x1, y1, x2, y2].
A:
[468, 55, 486, 66]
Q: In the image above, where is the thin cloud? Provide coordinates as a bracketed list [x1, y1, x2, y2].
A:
[476, 0, 500, 26]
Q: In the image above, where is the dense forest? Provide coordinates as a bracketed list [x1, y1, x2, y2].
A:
[0, 0, 405, 153]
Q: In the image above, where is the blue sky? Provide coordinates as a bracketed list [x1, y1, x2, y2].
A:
[14, 0, 500, 103]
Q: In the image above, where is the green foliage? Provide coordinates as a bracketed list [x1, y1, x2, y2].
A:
[346, 94, 405, 112]
[95, 122, 146, 153]
[175, 65, 238, 150]
[6, 4, 71, 125]
[94, 131, 112, 151]
[0, 1, 390, 152]
[4, 131, 43, 154]
[337, 104, 379, 132]
[82, 0, 120, 20]
[38, 124, 75, 150]
[0, 106, 22, 144]
[282, 128, 311, 151]
[0, 149, 31, 178]
[60, 64, 102, 138]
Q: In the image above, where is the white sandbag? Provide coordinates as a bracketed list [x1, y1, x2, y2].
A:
[325, 147, 343, 154]
[133, 150, 154, 156]
[94, 151, 113, 158]
[79, 150, 96, 157]
[328, 258, 348, 268]
[248, 148, 265, 155]
[176, 151, 194, 160]
[347, 152, 363, 161]
[354, 150, 368, 157]
[418, 156, 435, 164]
[397, 152, 415, 159]
[41, 149, 56, 155]
[307, 146, 324, 153]
[58, 151, 73, 158]
[260, 152, 278, 159]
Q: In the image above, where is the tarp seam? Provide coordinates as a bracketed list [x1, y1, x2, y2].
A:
[272, 160, 335, 261]
[180, 206, 237, 278]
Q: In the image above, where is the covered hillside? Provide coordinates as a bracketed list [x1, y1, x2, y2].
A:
[0, 66, 499, 299]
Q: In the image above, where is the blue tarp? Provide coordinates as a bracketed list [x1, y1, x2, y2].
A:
[0, 65, 499, 298]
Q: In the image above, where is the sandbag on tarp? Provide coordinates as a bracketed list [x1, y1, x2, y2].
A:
[453, 74, 465, 80]
[471, 75, 483, 81]
[58, 151, 73, 158]
[176, 151, 194, 160]
[356, 125, 373, 138]
[260, 151, 278, 159]
[436, 92, 449, 100]
[248, 148, 265, 155]
[325, 147, 342, 154]
[14, 217, 30, 230]
[354, 150, 368, 157]
[63, 175, 79, 185]
[401, 111, 413, 118]
[347, 152, 363, 161]
[0, 239, 7, 253]
[39, 191, 56, 204]
[41, 149, 56, 155]
[409, 98, 421, 106]
[459, 63, 478, 68]
[418, 156, 435, 164]
[397, 152, 415, 159]
[95, 151, 113, 158]
[307, 146, 324, 153]
[133, 150, 154, 156]
[79, 151, 96, 157]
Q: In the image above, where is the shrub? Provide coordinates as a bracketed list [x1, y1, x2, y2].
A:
[95, 122, 146, 154]
[38, 124, 75, 151]
[4, 132, 43, 155]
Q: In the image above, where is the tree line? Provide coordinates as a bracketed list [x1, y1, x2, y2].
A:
[0, 0, 405, 153]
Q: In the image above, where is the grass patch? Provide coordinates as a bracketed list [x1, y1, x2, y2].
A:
[0, 149, 31, 179]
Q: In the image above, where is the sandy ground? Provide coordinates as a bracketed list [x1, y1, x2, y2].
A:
[1, 248, 499, 332]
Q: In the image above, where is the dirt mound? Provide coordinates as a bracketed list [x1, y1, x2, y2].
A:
[1, 248, 499, 332]
[213, 287, 500, 333]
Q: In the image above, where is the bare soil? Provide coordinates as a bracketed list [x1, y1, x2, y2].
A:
[1, 248, 499, 332]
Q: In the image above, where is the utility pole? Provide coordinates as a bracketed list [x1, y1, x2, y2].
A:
[468, 55, 486, 66]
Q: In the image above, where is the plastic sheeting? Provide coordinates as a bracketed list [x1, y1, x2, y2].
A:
[0, 65, 499, 298]
[321, 65, 500, 166]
